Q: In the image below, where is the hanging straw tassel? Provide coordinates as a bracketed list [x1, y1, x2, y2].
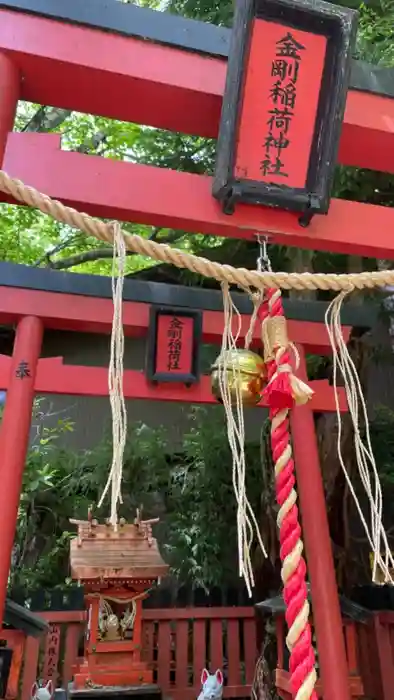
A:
[261, 289, 313, 409]
[98, 222, 127, 530]
[325, 291, 394, 585]
[259, 292, 318, 700]
[217, 283, 267, 597]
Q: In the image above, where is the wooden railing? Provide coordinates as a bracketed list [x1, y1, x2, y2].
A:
[275, 618, 364, 699]
[3, 607, 394, 699]
[1, 607, 257, 700]
[142, 608, 256, 699]
[275, 613, 394, 700]
[367, 612, 394, 700]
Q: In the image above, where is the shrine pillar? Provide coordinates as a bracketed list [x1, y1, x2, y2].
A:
[290, 346, 350, 700]
[0, 317, 43, 624]
[0, 54, 19, 165]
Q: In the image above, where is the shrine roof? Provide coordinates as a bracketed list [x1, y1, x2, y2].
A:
[69, 518, 169, 582]
[3, 599, 49, 637]
[256, 590, 372, 623]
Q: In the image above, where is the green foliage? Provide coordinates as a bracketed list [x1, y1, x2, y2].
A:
[10, 402, 76, 591]
[369, 405, 394, 489]
[356, 1, 394, 65]
[332, 2, 394, 212]
[163, 406, 262, 588]
[11, 396, 394, 595]
[11, 404, 263, 593]
[168, 0, 233, 26]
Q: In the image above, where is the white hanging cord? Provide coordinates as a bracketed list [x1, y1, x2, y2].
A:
[218, 283, 267, 597]
[325, 291, 394, 584]
[98, 222, 128, 530]
[244, 291, 264, 350]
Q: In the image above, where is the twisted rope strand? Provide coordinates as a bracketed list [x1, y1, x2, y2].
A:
[325, 293, 394, 584]
[218, 286, 255, 595]
[218, 285, 268, 596]
[98, 223, 127, 528]
[1, 169, 394, 292]
[259, 291, 317, 700]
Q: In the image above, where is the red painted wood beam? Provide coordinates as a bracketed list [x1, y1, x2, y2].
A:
[4, 132, 394, 259]
[0, 355, 347, 412]
[39, 611, 87, 624]
[0, 9, 393, 174]
[0, 284, 350, 354]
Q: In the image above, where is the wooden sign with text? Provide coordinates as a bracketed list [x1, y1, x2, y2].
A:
[146, 307, 202, 384]
[213, 0, 357, 221]
[235, 25, 326, 187]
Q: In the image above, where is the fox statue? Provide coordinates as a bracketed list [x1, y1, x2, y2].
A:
[31, 681, 53, 700]
[198, 669, 223, 700]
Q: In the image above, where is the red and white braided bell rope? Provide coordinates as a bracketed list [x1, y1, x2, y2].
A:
[259, 289, 318, 700]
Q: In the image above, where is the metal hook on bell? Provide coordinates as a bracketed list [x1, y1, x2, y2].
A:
[255, 233, 272, 272]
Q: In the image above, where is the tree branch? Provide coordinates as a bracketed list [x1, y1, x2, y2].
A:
[21, 107, 72, 133]
[77, 131, 108, 155]
[43, 228, 183, 270]
[33, 234, 82, 267]
[47, 248, 134, 270]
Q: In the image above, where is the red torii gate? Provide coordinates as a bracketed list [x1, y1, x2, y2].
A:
[0, 269, 351, 700]
[0, 1, 391, 699]
[0, 281, 350, 409]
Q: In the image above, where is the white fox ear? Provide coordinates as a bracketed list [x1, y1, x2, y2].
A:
[201, 669, 209, 685]
[215, 669, 223, 686]
[31, 683, 38, 699]
[45, 681, 53, 696]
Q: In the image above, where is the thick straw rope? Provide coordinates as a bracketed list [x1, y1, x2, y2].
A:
[2, 169, 394, 292]
[260, 291, 317, 700]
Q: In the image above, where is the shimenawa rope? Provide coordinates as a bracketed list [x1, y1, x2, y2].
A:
[2, 168, 394, 291]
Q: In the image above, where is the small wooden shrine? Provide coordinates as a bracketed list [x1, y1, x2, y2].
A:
[69, 509, 169, 691]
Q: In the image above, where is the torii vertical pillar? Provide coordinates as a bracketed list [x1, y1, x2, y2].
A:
[0, 53, 19, 165]
[290, 346, 350, 700]
[0, 317, 43, 625]
[0, 52, 23, 626]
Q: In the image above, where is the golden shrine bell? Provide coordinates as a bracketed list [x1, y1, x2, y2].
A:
[211, 349, 266, 406]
